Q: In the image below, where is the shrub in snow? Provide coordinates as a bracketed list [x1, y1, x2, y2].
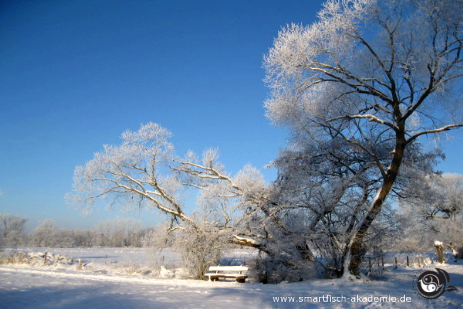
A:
[144, 221, 228, 279]
[251, 250, 317, 284]
[423, 257, 432, 266]
[0, 251, 73, 266]
[0, 251, 28, 265]
[174, 224, 226, 279]
[159, 265, 175, 279]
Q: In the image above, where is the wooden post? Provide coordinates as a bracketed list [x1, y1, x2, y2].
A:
[381, 256, 384, 269]
[435, 241, 444, 264]
[406, 256, 409, 267]
[394, 256, 398, 269]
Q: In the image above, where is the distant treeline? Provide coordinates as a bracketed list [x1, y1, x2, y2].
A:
[0, 214, 152, 248]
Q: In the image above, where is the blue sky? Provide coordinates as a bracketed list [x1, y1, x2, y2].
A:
[1, 0, 462, 232]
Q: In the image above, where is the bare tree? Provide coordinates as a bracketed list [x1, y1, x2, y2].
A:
[264, 0, 463, 277]
[0, 213, 28, 246]
[30, 219, 59, 247]
[95, 218, 142, 247]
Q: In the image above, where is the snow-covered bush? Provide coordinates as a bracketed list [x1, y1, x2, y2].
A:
[176, 225, 226, 279]
[143, 221, 228, 279]
[0, 251, 73, 266]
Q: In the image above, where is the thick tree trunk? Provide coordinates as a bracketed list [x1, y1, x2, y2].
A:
[347, 131, 407, 278]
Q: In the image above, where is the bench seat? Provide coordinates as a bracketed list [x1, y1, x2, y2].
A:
[204, 266, 249, 283]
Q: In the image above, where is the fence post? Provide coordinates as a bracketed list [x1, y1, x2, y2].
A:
[394, 256, 398, 269]
[407, 256, 409, 267]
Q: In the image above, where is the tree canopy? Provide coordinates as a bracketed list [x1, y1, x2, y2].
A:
[264, 0, 463, 277]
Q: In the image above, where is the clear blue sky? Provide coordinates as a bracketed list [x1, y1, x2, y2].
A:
[1, 0, 462, 232]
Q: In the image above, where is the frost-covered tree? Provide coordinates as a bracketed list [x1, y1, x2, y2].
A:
[0, 213, 28, 246]
[264, 0, 463, 277]
[258, 140, 418, 278]
[95, 218, 142, 247]
[33, 220, 83, 248]
[67, 122, 268, 273]
[29, 219, 74, 248]
[68, 123, 197, 227]
[407, 173, 463, 222]
[73, 229, 97, 247]
[397, 173, 463, 252]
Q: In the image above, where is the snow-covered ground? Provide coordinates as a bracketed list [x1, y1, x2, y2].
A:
[1, 247, 462, 308]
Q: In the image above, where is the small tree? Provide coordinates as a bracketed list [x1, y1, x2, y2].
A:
[397, 173, 463, 252]
[0, 213, 28, 246]
[30, 219, 58, 247]
[95, 218, 142, 247]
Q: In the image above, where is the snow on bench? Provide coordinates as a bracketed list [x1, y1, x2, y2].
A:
[204, 266, 249, 283]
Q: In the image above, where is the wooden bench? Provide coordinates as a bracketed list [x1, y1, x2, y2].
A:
[204, 266, 249, 283]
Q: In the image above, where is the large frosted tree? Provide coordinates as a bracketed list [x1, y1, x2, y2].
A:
[67, 123, 263, 233]
[264, 0, 463, 277]
[67, 122, 270, 275]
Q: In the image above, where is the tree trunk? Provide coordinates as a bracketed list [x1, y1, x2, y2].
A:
[347, 131, 406, 278]
[435, 242, 444, 263]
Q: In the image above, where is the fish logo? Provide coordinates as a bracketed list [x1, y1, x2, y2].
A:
[413, 268, 458, 300]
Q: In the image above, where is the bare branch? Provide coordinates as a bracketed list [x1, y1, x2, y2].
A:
[328, 114, 398, 131]
[407, 123, 463, 144]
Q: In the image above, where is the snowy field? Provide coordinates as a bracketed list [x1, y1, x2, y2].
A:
[1, 247, 462, 308]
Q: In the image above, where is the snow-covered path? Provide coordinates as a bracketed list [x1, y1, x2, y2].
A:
[3, 266, 276, 309]
[0, 266, 274, 309]
[1, 264, 462, 309]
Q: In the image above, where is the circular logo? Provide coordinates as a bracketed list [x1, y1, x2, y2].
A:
[413, 268, 457, 300]
[417, 271, 443, 298]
